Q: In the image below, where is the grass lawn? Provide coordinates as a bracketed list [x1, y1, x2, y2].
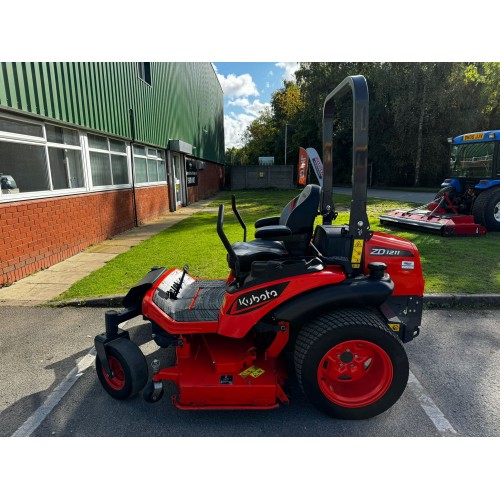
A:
[56, 189, 500, 300]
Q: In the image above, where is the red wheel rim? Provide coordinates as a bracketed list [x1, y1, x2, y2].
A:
[101, 355, 126, 391]
[317, 340, 393, 408]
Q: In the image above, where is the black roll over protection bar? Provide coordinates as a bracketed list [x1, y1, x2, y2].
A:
[321, 75, 370, 242]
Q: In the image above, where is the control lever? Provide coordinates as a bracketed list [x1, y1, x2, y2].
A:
[169, 264, 189, 299]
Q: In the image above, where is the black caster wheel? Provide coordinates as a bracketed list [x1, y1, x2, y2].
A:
[96, 338, 148, 400]
[143, 381, 164, 403]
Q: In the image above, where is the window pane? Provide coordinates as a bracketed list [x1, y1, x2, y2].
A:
[48, 147, 84, 189]
[133, 145, 145, 156]
[158, 150, 165, 160]
[137, 62, 151, 85]
[109, 139, 126, 153]
[0, 116, 43, 138]
[0, 141, 49, 192]
[134, 157, 148, 183]
[147, 159, 158, 182]
[147, 148, 157, 158]
[158, 160, 166, 181]
[111, 155, 129, 185]
[46, 125, 79, 146]
[88, 134, 108, 150]
[90, 151, 111, 186]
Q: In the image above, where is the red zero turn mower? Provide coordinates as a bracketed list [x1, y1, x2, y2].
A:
[94, 76, 425, 419]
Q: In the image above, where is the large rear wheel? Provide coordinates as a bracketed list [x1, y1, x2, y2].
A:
[96, 338, 148, 400]
[294, 308, 409, 419]
[472, 187, 500, 232]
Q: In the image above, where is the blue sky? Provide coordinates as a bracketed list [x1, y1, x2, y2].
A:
[213, 62, 299, 150]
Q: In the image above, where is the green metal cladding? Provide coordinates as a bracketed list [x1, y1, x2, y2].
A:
[0, 62, 224, 164]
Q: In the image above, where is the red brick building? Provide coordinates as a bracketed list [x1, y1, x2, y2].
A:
[0, 63, 224, 285]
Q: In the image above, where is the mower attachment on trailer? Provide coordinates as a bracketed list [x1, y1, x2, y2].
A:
[380, 208, 486, 236]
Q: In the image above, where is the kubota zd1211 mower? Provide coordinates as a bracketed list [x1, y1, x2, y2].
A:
[94, 76, 425, 420]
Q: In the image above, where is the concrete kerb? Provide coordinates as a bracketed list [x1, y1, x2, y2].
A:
[49, 293, 500, 309]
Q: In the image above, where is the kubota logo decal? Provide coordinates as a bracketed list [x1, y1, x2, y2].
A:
[231, 282, 289, 314]
[370, 247, 414, 257]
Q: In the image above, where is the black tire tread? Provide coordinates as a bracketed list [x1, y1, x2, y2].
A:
[294, 307, 408, 419]
[472, 186, 500, 231]
[294, 307, 393, 394]
[96, 338, 148, 399]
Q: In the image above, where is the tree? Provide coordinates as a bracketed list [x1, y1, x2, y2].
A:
[242, 108, 277, 164]
[237, 62, 500, 185]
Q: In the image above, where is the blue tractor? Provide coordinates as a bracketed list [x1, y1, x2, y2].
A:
[380, 131, 500, 236]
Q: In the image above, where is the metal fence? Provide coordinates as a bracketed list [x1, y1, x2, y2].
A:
[230, 165, 294, 190]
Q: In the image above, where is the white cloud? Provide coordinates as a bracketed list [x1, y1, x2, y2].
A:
[224, 113, 255, 149]
[224, 99, 271, 147]
[228, 98, 250, 107]
[244, 99, 270, 117]
[216, 72, 259, 98]
[228, 98, 270, 117]
[276, 62, 300, 82]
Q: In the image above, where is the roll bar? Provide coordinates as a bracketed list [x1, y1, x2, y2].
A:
[322, 75, 370, 240]
[231, 194, 247, 242]
[217, 204, 240, 277]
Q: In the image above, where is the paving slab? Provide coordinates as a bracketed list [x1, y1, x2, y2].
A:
[85, 243, 137, 253]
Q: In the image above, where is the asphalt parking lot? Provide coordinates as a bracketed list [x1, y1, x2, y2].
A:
[1, 305, 498, 438]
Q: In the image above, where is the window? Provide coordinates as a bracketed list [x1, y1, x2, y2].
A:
[0, 114, 84, 196]
[133, 145, 166, 184]
[0, 113, 172, 202]
[88, 134, 129, 187]
[46, 124, 84, 189]
[137, 62, 152, 85]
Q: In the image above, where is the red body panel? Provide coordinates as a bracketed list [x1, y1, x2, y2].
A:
[142, 266, 346, 339]
[364, 232, 425, 296]
[217, 270, 345, 338]
[152, 332, 289, 410]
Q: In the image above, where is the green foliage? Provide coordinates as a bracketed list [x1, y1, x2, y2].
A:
[227, 63, 500, 187]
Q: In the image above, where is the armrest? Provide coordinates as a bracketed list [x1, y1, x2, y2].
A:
[255, 216, 280, 229]
[255, 225, 292, 239]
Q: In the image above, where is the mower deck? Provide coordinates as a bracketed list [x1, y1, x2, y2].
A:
[380, 209, 486, 236]
[153, 334, 289, 410]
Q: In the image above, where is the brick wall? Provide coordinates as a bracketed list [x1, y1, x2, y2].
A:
[135, 184, 170, 224]
[187, 162, 224, 204]
[0, 185, 171, 285]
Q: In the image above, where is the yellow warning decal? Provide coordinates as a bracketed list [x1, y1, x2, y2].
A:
[351, 239, 364, 266]
[239, 366, 265, 379]
[388, 323, 401, 332]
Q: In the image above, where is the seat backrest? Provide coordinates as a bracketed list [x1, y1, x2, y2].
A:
[279, 184, 321, 234]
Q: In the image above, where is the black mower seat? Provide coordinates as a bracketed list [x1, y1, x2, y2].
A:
[229, 240, 288, 273]
[229, 184, 321, 274]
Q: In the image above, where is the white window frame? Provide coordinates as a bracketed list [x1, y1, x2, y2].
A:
[0, 112, 174, 203]
[133, 145, 167, 186]
[0, 113, 88, 202]
[85, 133, 131, 191]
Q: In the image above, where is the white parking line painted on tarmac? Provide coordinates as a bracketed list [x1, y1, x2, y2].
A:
[407, 370, 457, 436]
[12, 348, 97, 437]
[12, 319, 133, 437]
